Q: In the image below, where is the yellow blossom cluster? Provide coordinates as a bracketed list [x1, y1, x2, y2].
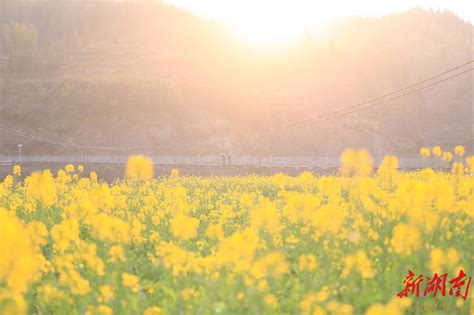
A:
[340, 148, 373, 176]
[125, 155, 154, 180]
[0, 148, 472, 314]
[377, 155, 399, 177]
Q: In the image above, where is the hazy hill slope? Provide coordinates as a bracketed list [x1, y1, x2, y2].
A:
[0, 2, 472, 156]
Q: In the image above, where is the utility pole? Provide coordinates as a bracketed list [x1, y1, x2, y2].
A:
[18, 144, 23, 164]
[270, 129, 274, 167]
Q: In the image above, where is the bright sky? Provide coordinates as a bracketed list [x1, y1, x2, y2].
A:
[165, 0, 473, 45]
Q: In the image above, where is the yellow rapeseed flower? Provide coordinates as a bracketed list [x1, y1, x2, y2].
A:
[432, 145, 442, 157]
[390, 223, 421, 256]
[0, 145, 472, 314]
[122, 273, 140, 293]
[13, 165, 21, 176]
[180, 288, 200, 300]
[25, 170, 57, 207]
[170, 168, 180, 177]
[299, 254, 318, 272]
[264, 293, 278, 308]
[97, 285, 114, 303]
[452, 162, 464, 175]
[65, 164, 75, 173]
[85, 305, 113, 315]
[442, 151, 453, 162]
[170, 214, 200, 240]
[454, 145, 465, 157]
[419, 147, 431, 157]
[377, 155, 399, 177]
[125, 155, 154, 180]
[144, 306, 163, 315]
[108, 245, 126, 263]
[340, 149, 373, 176]
[0, 209, 39, 294]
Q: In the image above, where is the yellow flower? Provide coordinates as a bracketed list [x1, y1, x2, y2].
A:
[27, 221, 48, 247]
[25, 170, 57, 207]
[2, 175, 13, 188]
[365, 301, 403, 315]
[326, 300, 354, 315]
[454, 145, 465, 157]
[250, 199, 282, 234]
[447, 248, 460, 267]
[442, 151, 453, 162]
[170, 168, 180, 177]
[0, 209, 39, 293]
[1, 145, 473, 314]
[264, 293, 278, 308]
[377, 155, 399, 177]
[250, 252, 289, 279]
[466, 156, 474, 173]
[37, 284, 67, 304]
[144, 306, 163, 315]
[340, 149, 373, 176]
[90, 171, 98, 182]
[51, 219, 80, 252]
[206, 223, 224, 240]
[341, 251, 375, 278]
[170, 214, 199, 240]
[452, 162, 464, 175]
[125, 155, 154, 180]
[257, 279, 268, 291]
[180, 288, 200, 300]
[300, 287, 329, 306]
[390, 223, 421, 256]
[429, 248, 444, 273]
[419, 147, 431, 157]
[13, 165, 21, 176]
[432, 145, 442, 157]
[122, 273, 140, 293]
[300, 292, 327, 315]
[0, 289, 27, 315]
[355, 251, 375, 278]
[97, 285, 114, 303]
[430, 247, 460, 273]
[89, 213, 130, 244]
[86, 305, 113, 315]
[299, 254, 318, 272]
[108, 245, 126, 263]
[65, 164, 75, 173]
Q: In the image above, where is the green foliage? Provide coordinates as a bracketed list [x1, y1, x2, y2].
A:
[3, 22, 38, 53]
[3, 22, 38, 72]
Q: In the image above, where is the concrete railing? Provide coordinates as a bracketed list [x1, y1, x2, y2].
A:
[0, 155, 451, 169]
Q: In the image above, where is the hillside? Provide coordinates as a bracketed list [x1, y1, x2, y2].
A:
[0, 1, 473, 156]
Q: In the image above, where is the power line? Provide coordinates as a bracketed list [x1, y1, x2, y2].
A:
[0, 124, 66, 146]
[180, 64, 474, 147]
[0, 120, 149, 150]
[278, 67, 474, 133]
[1, 60, 473, 151]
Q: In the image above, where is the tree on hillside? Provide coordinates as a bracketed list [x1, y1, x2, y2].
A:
[3, 22, 38, 71]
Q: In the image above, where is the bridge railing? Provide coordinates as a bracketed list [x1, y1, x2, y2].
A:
[0, 155, 451, 169]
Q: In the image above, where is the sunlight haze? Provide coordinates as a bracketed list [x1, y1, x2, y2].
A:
[165, 0, 473, 45]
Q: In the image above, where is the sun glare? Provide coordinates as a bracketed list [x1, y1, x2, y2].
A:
[224, 2, 311, 46]
[165, 0, 329, 46]
[164, 1, 474, 46]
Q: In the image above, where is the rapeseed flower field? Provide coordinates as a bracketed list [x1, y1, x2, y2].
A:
[0, 148, 473, 314]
